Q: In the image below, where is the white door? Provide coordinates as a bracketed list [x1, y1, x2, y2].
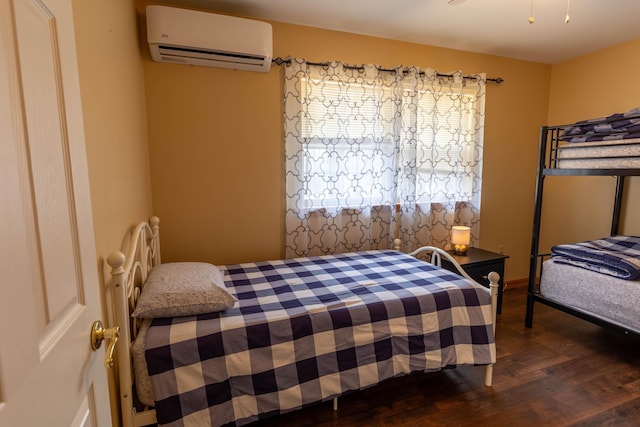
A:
[0, 0, 112, 425]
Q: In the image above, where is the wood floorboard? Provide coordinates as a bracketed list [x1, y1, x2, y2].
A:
[252, 286, 640, 426]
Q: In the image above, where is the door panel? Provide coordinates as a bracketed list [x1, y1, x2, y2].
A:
[16, 0, 81, 323]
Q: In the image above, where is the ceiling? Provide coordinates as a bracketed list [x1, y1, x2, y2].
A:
[160, 0, 640, 64]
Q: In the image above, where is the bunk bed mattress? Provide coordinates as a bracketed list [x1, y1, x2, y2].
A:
[540, 259, 640, 333]
[139, 250, 496, 427]
[556, 138, 640, 169]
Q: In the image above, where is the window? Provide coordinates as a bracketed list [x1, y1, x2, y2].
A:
[300, 77, 397, 210]
[404, 88, 482, 205]
[299, 75, 483, 210]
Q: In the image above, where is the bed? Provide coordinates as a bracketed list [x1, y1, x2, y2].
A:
[108, 217, 499, 427]
[525, 107, 640, 337]
[536, 235, 640, 334]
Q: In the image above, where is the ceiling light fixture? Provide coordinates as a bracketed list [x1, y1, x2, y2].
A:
[447, 0, 571, 24]
[529, 0, 535, 24]
[528, 0, 572, 24]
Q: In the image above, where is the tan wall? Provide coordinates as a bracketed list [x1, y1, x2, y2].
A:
[73, 0, 153, 276]
[72, 0, 153, 423]
[140, 8, 551, 282]
[542, 38, 640, 252]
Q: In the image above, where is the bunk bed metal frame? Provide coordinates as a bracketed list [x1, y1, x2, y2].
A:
[525, 121, 640, 338]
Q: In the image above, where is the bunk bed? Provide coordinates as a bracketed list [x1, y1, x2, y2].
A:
[525, 107, 640, 337]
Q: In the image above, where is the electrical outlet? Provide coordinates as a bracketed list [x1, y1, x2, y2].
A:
[498, 244, 504, 254]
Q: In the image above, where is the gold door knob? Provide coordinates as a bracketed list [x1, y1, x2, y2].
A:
[90, 320, 120, 368]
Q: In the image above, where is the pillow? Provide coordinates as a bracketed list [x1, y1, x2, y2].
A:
[132, 262, 237, 318]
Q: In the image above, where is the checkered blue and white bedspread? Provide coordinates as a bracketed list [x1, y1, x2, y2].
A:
[144, 250, 496, 427]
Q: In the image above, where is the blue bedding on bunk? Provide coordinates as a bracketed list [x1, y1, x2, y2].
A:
[551, 235, 640, 280]
[560, 106, 640, 143]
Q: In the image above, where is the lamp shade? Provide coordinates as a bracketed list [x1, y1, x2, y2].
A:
[451, 226, 471, 245]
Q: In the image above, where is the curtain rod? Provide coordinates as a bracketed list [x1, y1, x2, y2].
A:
[272, 57, 504, 84]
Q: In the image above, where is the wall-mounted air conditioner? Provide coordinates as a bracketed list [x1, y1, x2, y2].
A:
[146, 5, 273, 72]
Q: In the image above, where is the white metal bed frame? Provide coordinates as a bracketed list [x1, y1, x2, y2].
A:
[107, 217, 499, 427]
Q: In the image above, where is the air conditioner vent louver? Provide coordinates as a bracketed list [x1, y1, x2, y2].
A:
[157, 45, 267, 66]
[146, 6, 272, 72]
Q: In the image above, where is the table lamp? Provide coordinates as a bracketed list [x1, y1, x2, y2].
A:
[451, 225, 471, 255]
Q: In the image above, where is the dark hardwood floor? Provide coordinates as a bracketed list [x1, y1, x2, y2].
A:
[253, 286, 640, 426]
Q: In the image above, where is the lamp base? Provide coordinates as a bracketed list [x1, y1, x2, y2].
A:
[453, 244, 469, 255]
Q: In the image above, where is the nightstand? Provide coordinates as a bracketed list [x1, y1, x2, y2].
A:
[440, 247, 509, 314]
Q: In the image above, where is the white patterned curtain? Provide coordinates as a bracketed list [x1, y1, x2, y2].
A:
[396, 68, 486, 251]
[283, 58, 485, 257]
